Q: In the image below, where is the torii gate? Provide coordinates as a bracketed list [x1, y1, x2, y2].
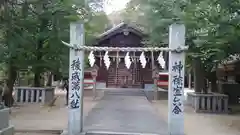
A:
[62, 22, 187, 135]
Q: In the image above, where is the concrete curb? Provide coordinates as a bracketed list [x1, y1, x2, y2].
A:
[0, 125, 14, 135]
[85, 131, 164, 135]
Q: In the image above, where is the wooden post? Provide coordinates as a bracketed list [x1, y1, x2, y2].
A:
[188, 73, 191, 89]
[93, 77, 97, 99]
[68, 22, 84, 135]
[152, 67, 158, 100]
[154, 75, 158, 100]
[151, 52, 158, 100]
[168, 24, 185, 135]
[133, 51, 136, 84]
[99, 52, 102, 67]
[151, 51, 155, 69]
[91, 67, 98, 100]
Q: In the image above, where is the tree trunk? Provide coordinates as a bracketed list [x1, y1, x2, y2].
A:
[33, 38, 43, 87]
[3, 64, 17, 107]
[34, 14, 48, 87]
[46, 72, 53, 86]
[193, 58, 205, 93]
[209, 71, 218, 92]
[202, 77, 208, 93]
[53, 70, 62, 81]
[34, 69, 41, 87]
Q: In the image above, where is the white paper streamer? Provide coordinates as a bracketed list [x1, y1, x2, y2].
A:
[124, 52, 132, 69]
[103, 51, 111, 69]
[88, 51, 95, 67]
[139, 52, 147, 68]
[157, 52, 165, 69]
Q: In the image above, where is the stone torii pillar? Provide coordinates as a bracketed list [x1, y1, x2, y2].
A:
[67, 22, 84, 135]
[168, 24, 186, 135]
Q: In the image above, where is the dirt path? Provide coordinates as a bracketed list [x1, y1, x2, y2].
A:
[152, 100, 240, 135]
[10, 90, 102, 135]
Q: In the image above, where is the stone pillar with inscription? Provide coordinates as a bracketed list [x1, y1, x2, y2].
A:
[168, 24, 186, 135]
[68, 22, 84, 135]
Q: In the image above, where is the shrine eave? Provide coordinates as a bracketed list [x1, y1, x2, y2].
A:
[94, 22, 147, 45]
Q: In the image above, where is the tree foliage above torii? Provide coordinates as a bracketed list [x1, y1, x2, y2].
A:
[119, 0, 240, 92]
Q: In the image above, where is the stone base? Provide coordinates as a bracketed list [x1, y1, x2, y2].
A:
[14, 87, 55, 104]
[0, 108, 14, 135]
[144, 90, 168, 101]
[44, 87, 55, 104]
[0, 109, 9, 130]
[0, 125, 14, 135]
[61, 130, 85, 135]
[187, 92, 228, 113]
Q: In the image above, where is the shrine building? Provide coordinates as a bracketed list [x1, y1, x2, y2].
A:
[92, 23, 168, 89]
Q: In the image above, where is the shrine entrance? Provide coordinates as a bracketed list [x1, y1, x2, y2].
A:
[107, 60, 142, 88]
[108, 60, 132, 88]
[94, 23, 155, 89]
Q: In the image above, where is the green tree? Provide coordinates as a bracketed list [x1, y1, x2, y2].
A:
[122, 0, 240, 93]
[0, 0, 110, 106]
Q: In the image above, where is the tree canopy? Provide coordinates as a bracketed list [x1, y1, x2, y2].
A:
[0, 0, 110, 106]
[119, 0, 240, 92]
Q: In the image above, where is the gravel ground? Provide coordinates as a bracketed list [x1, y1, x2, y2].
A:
[152, 100, 240, 135]
[10, 89, 102, 135]
[10, 88, 240, 135]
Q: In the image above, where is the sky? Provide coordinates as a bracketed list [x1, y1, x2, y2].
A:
[103, 0, 130, 14]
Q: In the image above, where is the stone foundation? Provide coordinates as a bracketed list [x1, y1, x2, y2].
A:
[144, 89, 168, 101]
[14, 87, 55, 104]
[187, 92, 228, 113]
[0, 108, 14, 135]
